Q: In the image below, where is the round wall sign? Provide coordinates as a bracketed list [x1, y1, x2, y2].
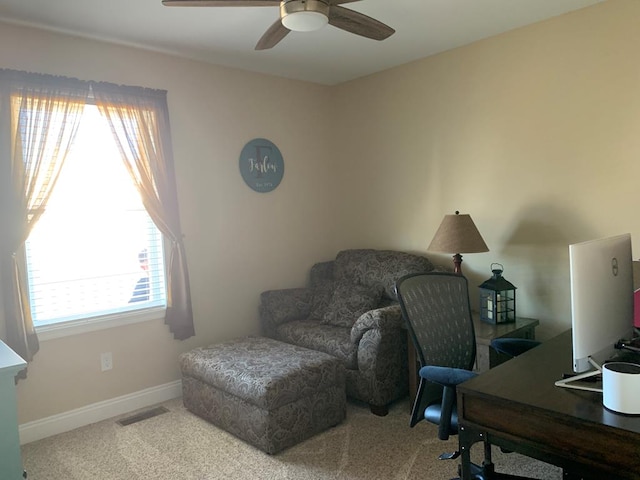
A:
[239, 138, 284, 193]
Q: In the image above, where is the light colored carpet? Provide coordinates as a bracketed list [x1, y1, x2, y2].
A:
[21, 397, 562, 480]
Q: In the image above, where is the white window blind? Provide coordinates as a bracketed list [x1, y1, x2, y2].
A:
[23, 104, 167, 327]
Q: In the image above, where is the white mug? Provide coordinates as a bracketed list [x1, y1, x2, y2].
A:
[602, 362, 640, 415]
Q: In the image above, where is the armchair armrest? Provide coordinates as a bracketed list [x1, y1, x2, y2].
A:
[350, 304, 403, 345]
[259, 288, 312, 334]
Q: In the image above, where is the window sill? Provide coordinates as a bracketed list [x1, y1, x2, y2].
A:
[35, 307, 166, 341]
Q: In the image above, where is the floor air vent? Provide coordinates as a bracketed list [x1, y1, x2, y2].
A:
[117, 406, 169, 426]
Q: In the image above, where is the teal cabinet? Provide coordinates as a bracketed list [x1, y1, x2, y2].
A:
[0, 341, 26, 480]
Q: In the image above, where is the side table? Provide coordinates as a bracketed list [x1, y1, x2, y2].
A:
[473, 316, 539, 372]
[407, 315, 539, 408]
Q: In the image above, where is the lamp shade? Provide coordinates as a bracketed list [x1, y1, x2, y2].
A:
[428, 211, 489, 254]
[428, 211, 489, 274]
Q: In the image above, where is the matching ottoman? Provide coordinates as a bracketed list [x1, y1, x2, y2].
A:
[180, 336, 346, 454]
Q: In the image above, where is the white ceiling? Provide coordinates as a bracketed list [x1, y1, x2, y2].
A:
[0, 0, 605, 85]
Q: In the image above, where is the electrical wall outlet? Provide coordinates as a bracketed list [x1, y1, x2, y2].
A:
[100, 352, 113, 372]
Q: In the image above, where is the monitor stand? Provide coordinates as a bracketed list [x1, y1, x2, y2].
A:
[554, 357, 603, 393]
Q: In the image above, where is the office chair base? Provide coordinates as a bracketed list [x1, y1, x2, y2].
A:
[439, 450, 461, 460]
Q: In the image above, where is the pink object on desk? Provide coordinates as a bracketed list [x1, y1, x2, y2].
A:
[634, 290, 640, 328]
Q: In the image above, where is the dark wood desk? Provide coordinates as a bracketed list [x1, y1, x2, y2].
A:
[457, 330, 640, 480]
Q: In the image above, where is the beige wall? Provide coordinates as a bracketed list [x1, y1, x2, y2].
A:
[330, 0, 640, 339]
[2, 0, 639, 425]
[0, 23, 339, 423]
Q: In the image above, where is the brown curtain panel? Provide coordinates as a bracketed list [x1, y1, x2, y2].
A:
[92, 83, 195, 340]
[0, 70, 90, 366]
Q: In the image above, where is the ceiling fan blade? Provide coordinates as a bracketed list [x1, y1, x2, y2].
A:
[255, 19, 291, 50]
[328, 5, 395, 41]
[162, 0, 278, 6]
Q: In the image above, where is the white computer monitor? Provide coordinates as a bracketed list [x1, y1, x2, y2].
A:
[569, 233, 634, 373]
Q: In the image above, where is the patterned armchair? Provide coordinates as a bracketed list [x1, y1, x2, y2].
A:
[260, 249, 438, 416]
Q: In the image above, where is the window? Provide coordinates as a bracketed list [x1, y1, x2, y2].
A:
[1, 70, 193, 357]
[23, 104, 167, 331]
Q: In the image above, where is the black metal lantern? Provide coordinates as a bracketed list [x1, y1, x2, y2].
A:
[479, 263, 516, 324]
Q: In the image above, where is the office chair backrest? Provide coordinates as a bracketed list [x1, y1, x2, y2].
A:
[396, 272, 476, 372]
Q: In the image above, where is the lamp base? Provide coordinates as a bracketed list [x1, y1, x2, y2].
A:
[453, 253, 463, 275]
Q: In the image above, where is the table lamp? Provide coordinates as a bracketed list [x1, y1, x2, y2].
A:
[428, 211, 489, 275]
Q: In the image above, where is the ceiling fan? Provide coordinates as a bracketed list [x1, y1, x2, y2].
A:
[161, 0, 395, 50]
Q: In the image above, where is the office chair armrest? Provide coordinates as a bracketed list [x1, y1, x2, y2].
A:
[420, 366, 477, 440]
[350, 304, 403, 345]
[491, 338, 541, 358]
[419, 365, 478, 388]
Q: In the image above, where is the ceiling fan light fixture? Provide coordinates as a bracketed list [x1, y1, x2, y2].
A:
[281, 0, 329, 32]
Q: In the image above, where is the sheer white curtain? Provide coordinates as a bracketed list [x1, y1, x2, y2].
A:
[92, 82, 194, 340]
[0, 70, 90, 370]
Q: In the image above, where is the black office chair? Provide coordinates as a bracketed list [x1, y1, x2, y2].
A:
[490, 338, 540, 358]
[396, 272, 536, 480]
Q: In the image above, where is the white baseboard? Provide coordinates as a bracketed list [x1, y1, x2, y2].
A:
[19, 380, 182, 445]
